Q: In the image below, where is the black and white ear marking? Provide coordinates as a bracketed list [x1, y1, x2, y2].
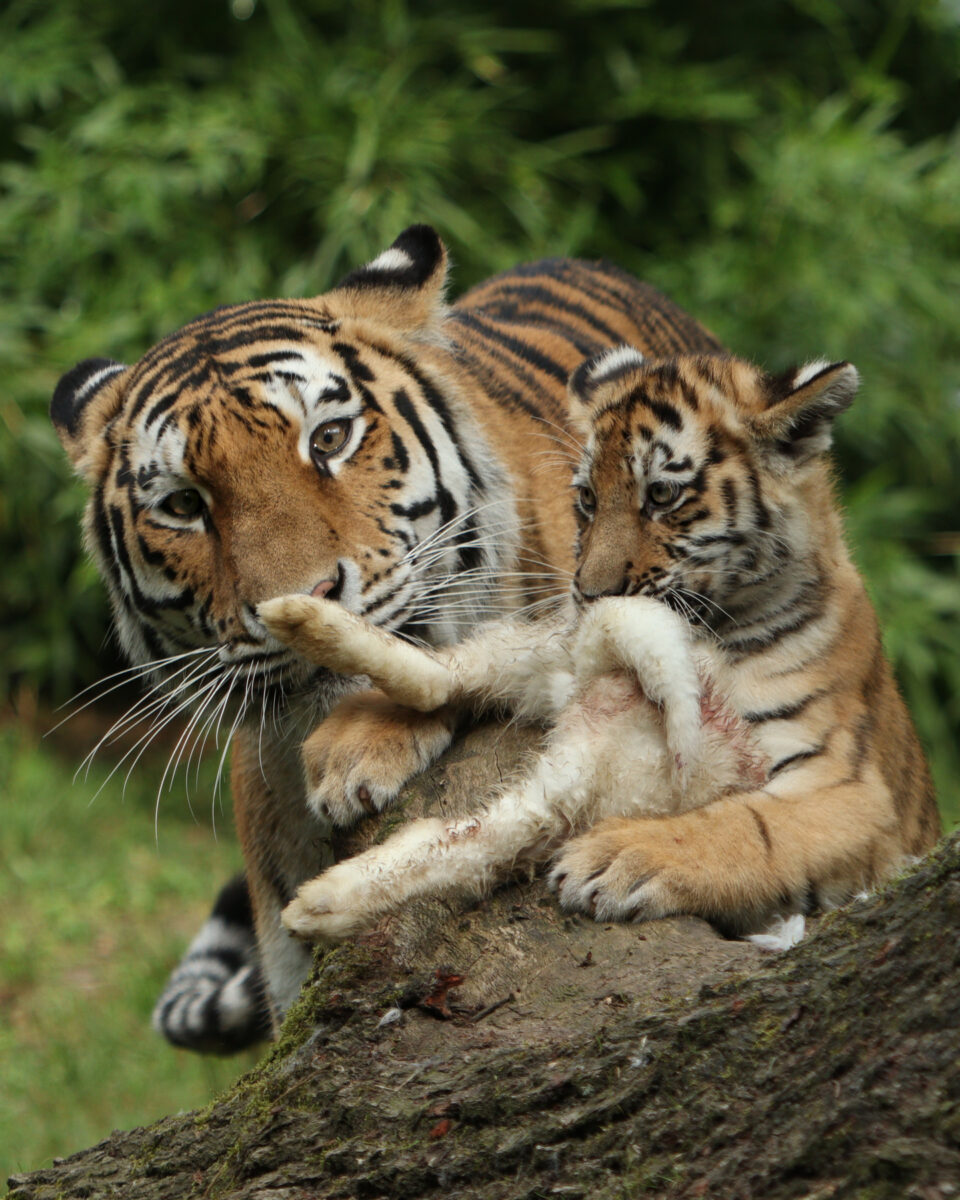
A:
[569, 344, 645, 408]
[336, 225, 445, 292]
[755, 360, 859, 463]
[50, 357, 128, 478]
[331, 225, 450, 334]
[51, 358, 126, 438]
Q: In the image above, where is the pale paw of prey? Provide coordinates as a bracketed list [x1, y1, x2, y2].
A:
[257, 593, 351, 664]
[281, 866, 371, 942]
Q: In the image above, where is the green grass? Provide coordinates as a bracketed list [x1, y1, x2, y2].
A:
[0, 718, 258, 1181]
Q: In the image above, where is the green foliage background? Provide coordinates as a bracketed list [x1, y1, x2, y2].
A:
[2, 0, 959, 828]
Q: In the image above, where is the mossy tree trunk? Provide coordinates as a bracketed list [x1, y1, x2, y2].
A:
[9, 724, 959, 1200]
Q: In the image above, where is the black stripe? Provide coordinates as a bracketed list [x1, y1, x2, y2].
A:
[471, 280, 627, 345]
[391, 389, 457, 526]
[746, 806, 773, 854]
[390, 430, 410, 473]
[494, 310, 600, 358]
[108, 504, 157, 616]
[451, 337, 545, 421]
[726, 604, 825, 655]
[183, 947, 248, 974]
[404, 364, 484, 492]
[721, 479, 738, 522]
[744, 464, 772, 530]
[689, 531, 747, 549]
[768, 743, 826, 779]
[743, 690, 825, 724]
[91, 485, 119, 590]
[452, 310, 569, 383]
[839, 711, 875, 784]
[646, 397, 683, 431]
[390, 496, 438, 521]
[679, 378, 701, 411]
[242, 350, 306, 370]
[455, 512, 483, 572]
[674, 507, 712, 530]
[333, 341, 376, 386]
[376, 344, 484, 492]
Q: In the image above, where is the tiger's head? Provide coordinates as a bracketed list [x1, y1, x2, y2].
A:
[567, 345, 859, 631]
[52, 226, 509, 705]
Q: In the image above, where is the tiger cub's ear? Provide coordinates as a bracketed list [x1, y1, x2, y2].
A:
[50, 357, 129, 482]
[329, 225, 450, 338]
[568, 345, 646, 428]
[752, 360, 859, 465]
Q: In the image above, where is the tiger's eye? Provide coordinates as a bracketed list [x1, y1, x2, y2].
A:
[647, 481, 678, 507]
[161, 489, 204, 519]
[578, 485, 597, 516]
[310, 419, 352, 463]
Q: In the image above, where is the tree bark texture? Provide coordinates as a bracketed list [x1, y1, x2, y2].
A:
[8, 721, 959, 1200]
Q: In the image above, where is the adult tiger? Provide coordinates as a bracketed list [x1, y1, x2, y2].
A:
[52, 225, 722, 1051]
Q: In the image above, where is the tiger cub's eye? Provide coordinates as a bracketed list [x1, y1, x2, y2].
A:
[647, 480, 679, 507]
[578, 485, 597, 516]
[161, 489, 204, 519]
[310, 419, 352, 464]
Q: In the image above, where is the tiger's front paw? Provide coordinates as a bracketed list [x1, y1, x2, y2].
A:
[303, 691, 455, 826]
[548, 817, 696, 923]
[282, 862, 371, 942]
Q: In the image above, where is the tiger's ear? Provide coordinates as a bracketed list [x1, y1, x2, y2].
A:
[752, 360, 858, 465]
[568, 345, 645, 424]
[329, 225, 450, 337]
[50, 357, 129, 482]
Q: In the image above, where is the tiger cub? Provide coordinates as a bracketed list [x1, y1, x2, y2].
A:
[260, 345, 940, 939]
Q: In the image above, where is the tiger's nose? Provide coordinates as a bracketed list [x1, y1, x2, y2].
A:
[311, 564, 344, 601]
[575, 576, 630, 602]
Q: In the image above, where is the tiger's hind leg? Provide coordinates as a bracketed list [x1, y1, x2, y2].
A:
[152, 873, 271, 1054]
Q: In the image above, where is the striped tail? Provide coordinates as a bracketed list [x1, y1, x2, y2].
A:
[151, 873, 270, 1054]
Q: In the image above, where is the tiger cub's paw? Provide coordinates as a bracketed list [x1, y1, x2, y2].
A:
[548, 817, 696, 924]
[282, 861, 372, 942]
[303, 691, 455, 826]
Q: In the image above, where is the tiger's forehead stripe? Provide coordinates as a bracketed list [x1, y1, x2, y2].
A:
[124, 300, 339, 423]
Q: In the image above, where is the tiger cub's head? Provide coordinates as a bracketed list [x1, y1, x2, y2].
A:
[51, 226, 502, 701]
[567, 345, 859, 630]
